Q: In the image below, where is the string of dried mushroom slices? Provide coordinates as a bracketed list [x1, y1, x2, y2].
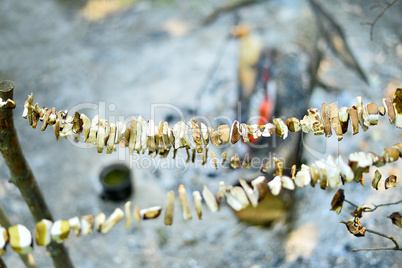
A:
[1, 143, 400, 256]
[22, 89, 402, 165]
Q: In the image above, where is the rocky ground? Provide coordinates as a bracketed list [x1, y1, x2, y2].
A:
[0, 0, 401, 267]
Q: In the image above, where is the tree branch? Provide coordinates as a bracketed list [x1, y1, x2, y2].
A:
[203, 0, 268, 25]
[351, 228, 401, 252]
[363, 200, 402, 212]
[0, 80, 73, 268]
[361, 0, 399, 41]
[344, 199, 358, 208]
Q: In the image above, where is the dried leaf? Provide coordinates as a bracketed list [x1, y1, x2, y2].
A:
[330, 189, 344, 215]
[230, 155, 240, 169]
[388, 212, 402, 228]
[372, 170, 382, 190]
[341, 218, 366, 237]
[385, 175, 397, 189]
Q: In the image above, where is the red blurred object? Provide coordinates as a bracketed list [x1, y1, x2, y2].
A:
[249, 96, 273, 143]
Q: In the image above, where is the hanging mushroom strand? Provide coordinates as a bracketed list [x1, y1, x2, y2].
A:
[1, 139, 400, 256]
[22, 89, 402, 169]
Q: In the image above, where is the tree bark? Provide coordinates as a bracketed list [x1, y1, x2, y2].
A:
[0, 80, 73, 268]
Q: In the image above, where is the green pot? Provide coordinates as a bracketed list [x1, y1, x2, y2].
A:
[99, 164, 132, 201]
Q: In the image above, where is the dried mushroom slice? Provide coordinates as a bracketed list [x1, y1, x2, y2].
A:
[51, 220, 70, 243]
[124, 201, 132, 230]
[285, 117, 301, 132]
[80, 113, 91, 142]
[217, 124, 230, 143]
[338, 107, 349, 134]
[164, 191, 175, 226]
[210, 150, 218, 170]
[383, 147, 399, 162]
[88, 115, 99, 143]
[261, 123, 276, 137]
[69, 217, 81, 236]
[321, 103, 332, 137]
[97, 119, 107, 153]
[348, 152, 372, 183]
[308, 108, 325, 135]
[294, 165, 311, 187]
[383, 98, 396, 124]
[101, 208, 124, 234]
[35, 219, 52, 246]
[135, 116, 143, 153]
[268, 176, 282, 196]
[178, 184, 192, 220]
[22, 93, 33, 119]
[200, 123, 209, 146]
[128, 118, 137, 155]
[190, 119, 203, 153]
[94, 213, 106, 232]
[230, 155, 240, 169]
[147, 120, 156, 153]
[366, 102, 379, 125]
[80, 215, 94, 236]
[202, 185, 219, 212]
[140, 206, 162, 220]
[208, 127, 222, 147]
[224, 186, 250, 211]
[349, 106, 359, 135]
[193, 191, 203, 220]
[251, 176, 269, 202]
[356, 97, 369, 131]
[368, 152, 385, 167]
[230, 120, 241, 144]
[9, 224, 33, 254]
[273, 118, 288, 139]
[393, 88, 402, 128]
[329, 104, 343, 140]
[239, 179, 258, 207]
[106, 123, 116, 154]
[41, 108, 52, 131]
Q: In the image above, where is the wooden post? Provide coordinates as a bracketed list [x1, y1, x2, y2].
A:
[0, 80, 73, 268]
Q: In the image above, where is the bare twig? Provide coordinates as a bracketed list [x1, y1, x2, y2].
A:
[364, 200, 402, 212]
[345, 199, 402, 213]
[0, 81, 73, 268]
[361, 0, 399, 41]
[351, 228, 401, 252]
[0, 205, 36, 268]
[203, 0, 267, 25]
[344, 199, 358, 208]
[309, 0, 369, 83]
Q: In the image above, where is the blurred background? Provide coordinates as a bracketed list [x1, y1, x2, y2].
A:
[0, 0, 401, 267]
